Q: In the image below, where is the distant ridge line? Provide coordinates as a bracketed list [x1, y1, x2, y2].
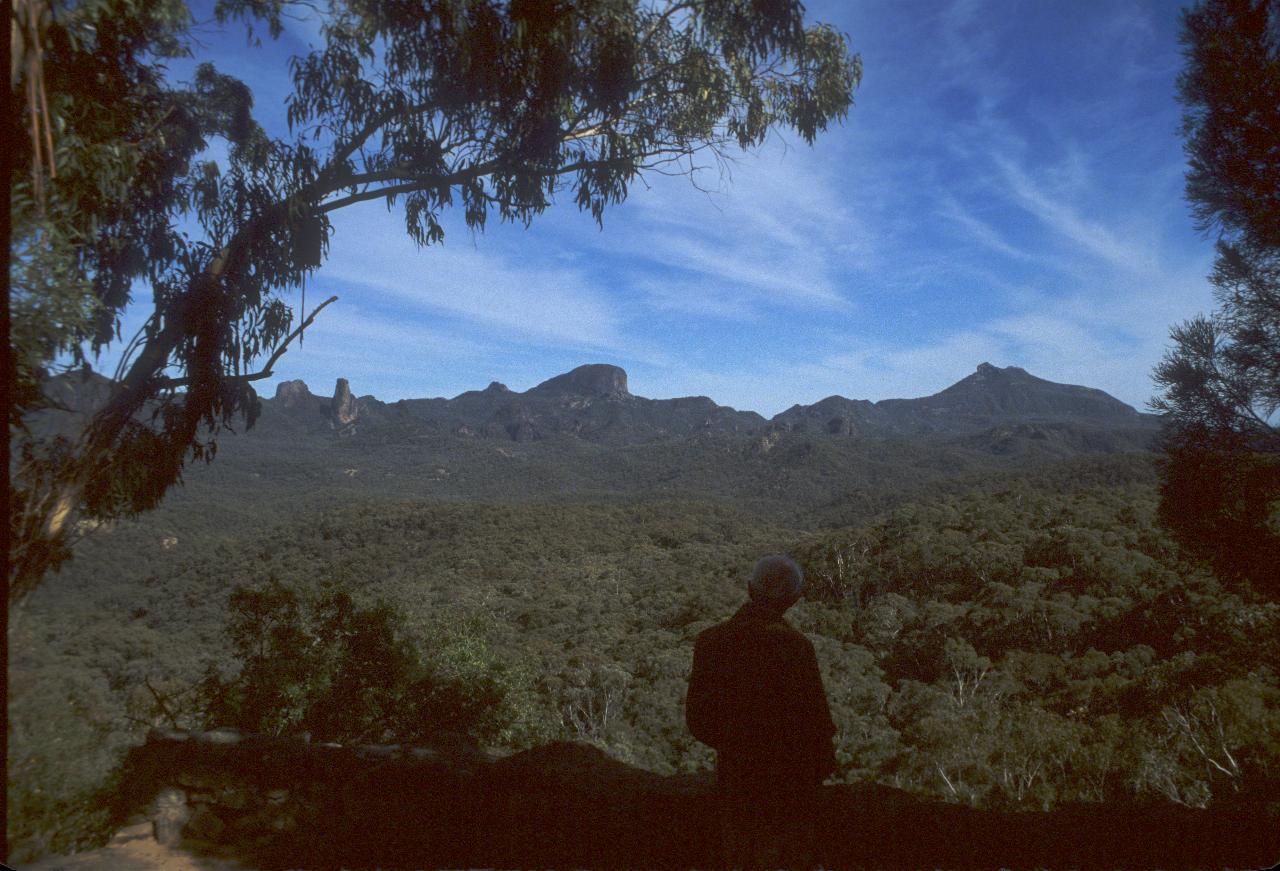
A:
[269, 361, 1155, 424]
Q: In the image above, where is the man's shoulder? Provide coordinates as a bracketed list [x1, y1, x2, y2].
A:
[694, 609, 812, 649]
[771, 618, 816, 651]
[693, 618, 736, 647]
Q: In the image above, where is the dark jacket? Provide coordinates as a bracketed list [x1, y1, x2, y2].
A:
[686, 600, 837, 788]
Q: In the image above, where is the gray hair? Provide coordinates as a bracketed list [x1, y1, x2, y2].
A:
[747, 554, 805, 605]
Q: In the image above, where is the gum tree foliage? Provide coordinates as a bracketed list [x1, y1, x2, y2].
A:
[7, 0, 861, 599]
[1152, 0, 1280, 595]
[9, 0, 202, 406]
[9, 0, 212, 591]
[198, 581, 549, 747]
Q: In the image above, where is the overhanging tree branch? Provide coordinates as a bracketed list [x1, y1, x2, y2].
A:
[9, 0, 860, 600]
[157, 295, 338, 389]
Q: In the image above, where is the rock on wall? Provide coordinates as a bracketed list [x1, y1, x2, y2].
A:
[118, 729, 1280, 870]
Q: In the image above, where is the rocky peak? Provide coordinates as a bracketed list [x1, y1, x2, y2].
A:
[484, 381, 511, 393]
[331, 378, 359, 433]
[274, 379, 313, 408]
[530, 364, 629, 398]
[973, 362, 1033, 380]
[920, 363, 1138, 420]
[36, 369, 114, 412]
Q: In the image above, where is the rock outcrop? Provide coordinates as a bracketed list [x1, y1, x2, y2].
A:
[330, 378, 359, 434]
[530, 363, 630, 397]
[487, 403, 543, 442]
[114, 728, 1280, 871]
[272, 380, 313, 409]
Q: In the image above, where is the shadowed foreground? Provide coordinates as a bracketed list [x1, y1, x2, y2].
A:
[25, 821, 253, 871]
[111, 729, 1278, 870]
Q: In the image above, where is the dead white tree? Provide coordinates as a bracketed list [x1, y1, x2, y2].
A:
[561, 663, 630, 743]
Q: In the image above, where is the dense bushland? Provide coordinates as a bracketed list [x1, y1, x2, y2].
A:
[8, 456, 1279, 859]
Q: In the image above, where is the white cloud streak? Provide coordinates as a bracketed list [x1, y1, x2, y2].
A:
[994, 155, 1162, 275]
[606, 146, 868, 319]
[319, 204, 624, 351]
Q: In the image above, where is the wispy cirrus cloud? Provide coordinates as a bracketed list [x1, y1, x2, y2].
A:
[993, 155, 1162, 276]
[319, 204, 624, 351]
[636, 277, 763, 322]
[938, 195, 1039, 265]
[602, 146, 869, 320]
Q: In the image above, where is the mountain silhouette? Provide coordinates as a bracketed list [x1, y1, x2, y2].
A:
[254, 361, 1156, 446]
[35, 361, 1161, 452]
[266, 363, 766, 443]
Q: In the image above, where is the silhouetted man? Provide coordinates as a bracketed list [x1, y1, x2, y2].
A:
[686, 554, 837, 870]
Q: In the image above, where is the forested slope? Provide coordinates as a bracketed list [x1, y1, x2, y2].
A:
[10, 449, 1279, 860]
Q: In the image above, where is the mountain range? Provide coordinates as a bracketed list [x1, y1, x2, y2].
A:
[27, 362, 1164, 533]
[263, 361, 1161, 448]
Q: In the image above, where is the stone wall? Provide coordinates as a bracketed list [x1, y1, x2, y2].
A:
[119, 728, 1280, 870]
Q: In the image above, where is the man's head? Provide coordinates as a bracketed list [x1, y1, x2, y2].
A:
[747, 554, 805, 610]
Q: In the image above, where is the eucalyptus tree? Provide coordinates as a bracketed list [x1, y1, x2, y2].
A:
[1153, 0, 1280, 596]
[8, 0, 861, 599]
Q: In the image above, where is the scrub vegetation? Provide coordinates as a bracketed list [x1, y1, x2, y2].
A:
[9, 448, 1279, 859]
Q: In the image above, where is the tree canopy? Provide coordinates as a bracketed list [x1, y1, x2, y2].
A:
[7, 0, 860, 599]
[1152, 0, 1280, 596]
[13, 475, 1280, 857]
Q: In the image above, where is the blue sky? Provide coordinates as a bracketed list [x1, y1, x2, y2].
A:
[141, 0, 1212, 417]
